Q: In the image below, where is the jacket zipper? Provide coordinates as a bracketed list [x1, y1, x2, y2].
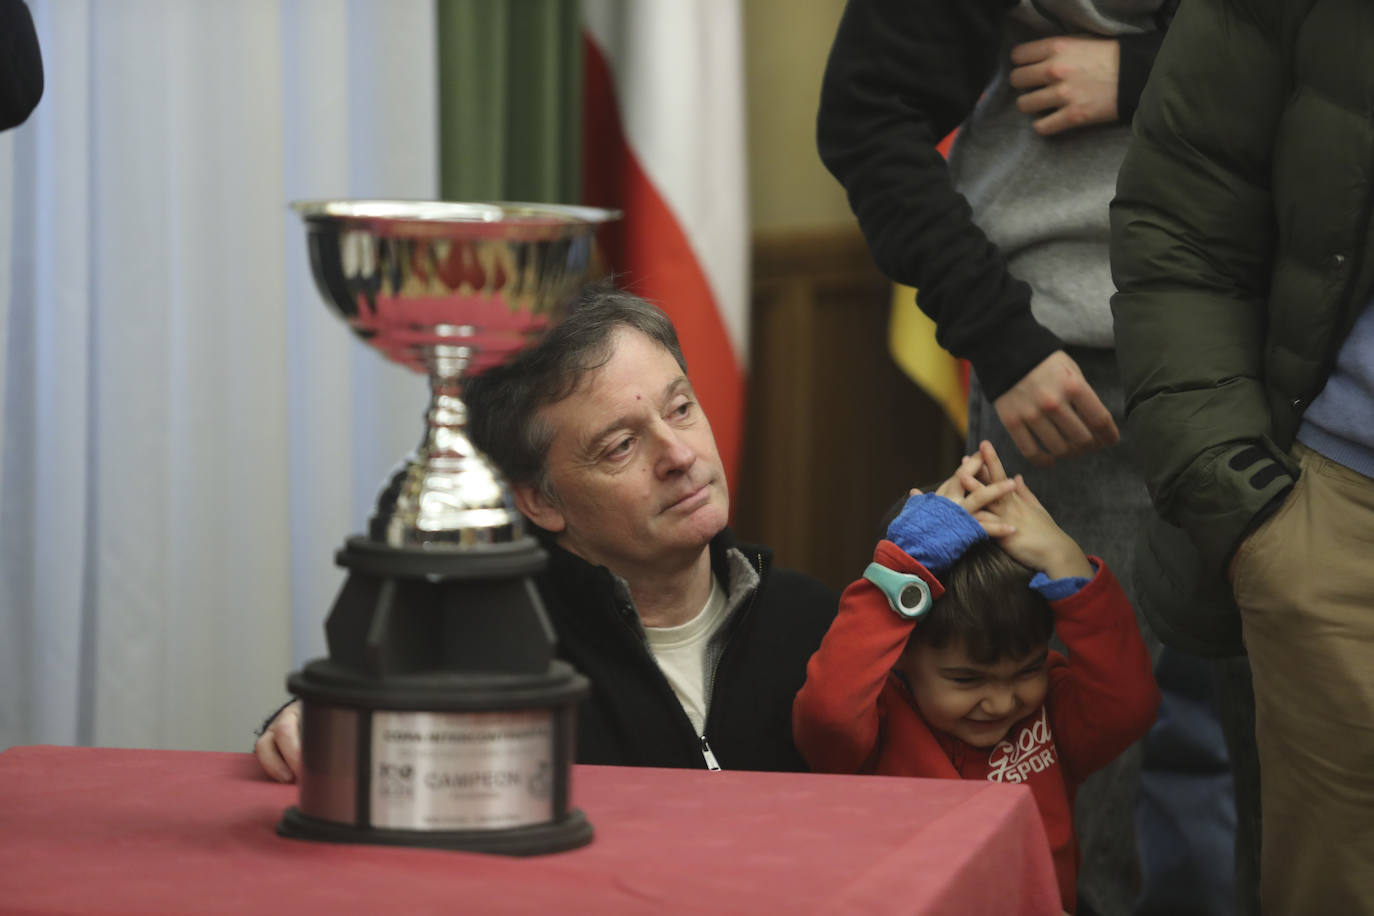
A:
[697, 549, 768, 772]
[700, 735, 722, 771]
[616, 581, 727, 769]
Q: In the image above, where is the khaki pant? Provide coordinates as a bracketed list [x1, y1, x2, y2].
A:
[1233, 442, 1374, 914]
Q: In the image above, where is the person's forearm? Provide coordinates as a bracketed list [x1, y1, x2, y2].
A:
[1054, 567, 1157, 721]
[818, 0, 1061, 398]
[1046, 563, 1160, 775]
[792, 571, 917, 774]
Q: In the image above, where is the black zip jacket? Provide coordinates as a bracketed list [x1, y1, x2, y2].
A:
[540, 530, 839, 771]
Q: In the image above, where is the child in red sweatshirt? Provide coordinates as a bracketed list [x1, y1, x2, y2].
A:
[793, 441, 1159, 914]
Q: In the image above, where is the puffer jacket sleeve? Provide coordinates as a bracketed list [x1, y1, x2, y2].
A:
[1109, 0, 1298, 576]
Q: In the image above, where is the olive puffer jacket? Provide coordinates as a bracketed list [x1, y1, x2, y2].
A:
[1110, 0, 1372, 656]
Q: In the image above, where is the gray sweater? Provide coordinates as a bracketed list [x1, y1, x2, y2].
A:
[950, 0, 1171, 350]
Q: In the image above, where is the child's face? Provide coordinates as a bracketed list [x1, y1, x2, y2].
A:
[898, 638, 1050, 748]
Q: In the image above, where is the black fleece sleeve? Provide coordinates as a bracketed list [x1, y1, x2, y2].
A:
[817, 0, 1064, 400]
[0, 0, 43, 132]
[1118, 0, 1179, 124]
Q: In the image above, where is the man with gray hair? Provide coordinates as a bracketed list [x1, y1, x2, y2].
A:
[256, 282, 837, 775]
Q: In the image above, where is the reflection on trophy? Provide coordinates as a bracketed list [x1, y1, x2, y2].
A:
[278, 200, 619, 854]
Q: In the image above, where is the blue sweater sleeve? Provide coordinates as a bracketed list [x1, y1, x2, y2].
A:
[885, 494, 987, 575]
[1028, 559, 1099, 601]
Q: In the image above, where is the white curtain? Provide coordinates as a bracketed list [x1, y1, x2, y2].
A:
[0, 0, 436, 753]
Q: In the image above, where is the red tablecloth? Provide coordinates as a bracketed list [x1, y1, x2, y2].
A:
[0, 745, 1060, 915]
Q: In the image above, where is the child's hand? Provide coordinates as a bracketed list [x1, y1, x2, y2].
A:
[883, 453, 1018, 573]
[920, 451, 1019, 539]
[957, 440, 1094, 580]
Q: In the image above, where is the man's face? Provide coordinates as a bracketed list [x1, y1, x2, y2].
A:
[513, 327, 730, 577]
[898, 638, 1050, 748]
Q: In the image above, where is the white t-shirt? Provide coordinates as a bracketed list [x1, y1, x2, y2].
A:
[643, 574, 727, 735]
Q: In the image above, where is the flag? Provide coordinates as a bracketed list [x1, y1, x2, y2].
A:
[889, 130, 968, 436]
[888, 286, 969, 436]
[581, 1, 749, 495]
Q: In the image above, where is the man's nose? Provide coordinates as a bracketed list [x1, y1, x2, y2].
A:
[654, 424, 697, 475]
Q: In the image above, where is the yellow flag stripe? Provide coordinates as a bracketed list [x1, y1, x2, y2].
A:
[888, 284, 968, 435]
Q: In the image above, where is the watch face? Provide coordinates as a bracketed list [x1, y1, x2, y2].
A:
[863, 562, 931, 619]
[899, 583, 927, 615]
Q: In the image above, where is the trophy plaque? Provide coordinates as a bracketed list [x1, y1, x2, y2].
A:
[278, 200, 618, 855]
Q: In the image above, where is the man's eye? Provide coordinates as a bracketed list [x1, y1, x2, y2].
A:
[950, 676, 983, 686]
[605, 437, 634, 459]
[670, 399, 694, 419]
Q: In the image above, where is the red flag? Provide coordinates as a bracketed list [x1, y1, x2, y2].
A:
[581, 1, 749, 498]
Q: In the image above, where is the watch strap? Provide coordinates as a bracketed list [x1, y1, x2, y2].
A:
[863, 562, 934, 619]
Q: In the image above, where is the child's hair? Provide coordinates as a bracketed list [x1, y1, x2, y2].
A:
[908, 540, 1055, 665]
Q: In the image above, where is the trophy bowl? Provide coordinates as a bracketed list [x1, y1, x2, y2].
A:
[279, 200, 619, 855]
[294, 199, 619, 548]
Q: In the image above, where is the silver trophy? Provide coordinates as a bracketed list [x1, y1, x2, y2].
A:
[278, 200, 618, 854]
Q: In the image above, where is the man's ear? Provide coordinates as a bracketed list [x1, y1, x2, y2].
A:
[512, 481, 567, 534]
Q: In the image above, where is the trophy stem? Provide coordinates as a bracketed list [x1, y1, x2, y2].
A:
[421, 369, 475, 468]
[368, 363, 525, 548]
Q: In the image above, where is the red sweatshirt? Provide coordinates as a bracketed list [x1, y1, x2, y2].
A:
[793, 540, 1160, 913]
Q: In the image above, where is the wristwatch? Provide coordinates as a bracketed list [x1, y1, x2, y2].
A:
[863, 562, 933, 619]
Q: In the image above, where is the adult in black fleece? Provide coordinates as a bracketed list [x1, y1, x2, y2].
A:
[541, 528, 835, 771]
[255, 284, 837, 776]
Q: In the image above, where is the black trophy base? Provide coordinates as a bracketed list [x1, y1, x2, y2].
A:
[281, 535, 592, 858]
[277, 806, 594, 856]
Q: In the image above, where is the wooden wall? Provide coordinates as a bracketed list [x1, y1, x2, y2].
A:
[736, 0, 963, 593]
[732, 227, 963, 594]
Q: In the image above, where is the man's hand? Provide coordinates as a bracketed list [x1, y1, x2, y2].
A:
[254, 700, 302, 783]
[993, 350, 1118, 466]
[960, 440, 1095, 580]
[1009, 35, 1120, 135]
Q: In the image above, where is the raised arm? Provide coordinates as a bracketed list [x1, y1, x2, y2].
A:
[1043, 561, 1160, 781]
[793, 459, 1016, 773]
[791, 545, 933, 774]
